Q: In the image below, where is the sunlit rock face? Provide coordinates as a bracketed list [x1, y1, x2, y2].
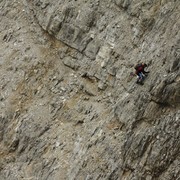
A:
[0, 0, 179, 179]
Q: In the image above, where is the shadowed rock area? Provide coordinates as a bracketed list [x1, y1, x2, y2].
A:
[0, 0, 179, 179]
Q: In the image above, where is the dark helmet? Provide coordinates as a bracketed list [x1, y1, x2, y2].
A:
[142, 63, 147, 67]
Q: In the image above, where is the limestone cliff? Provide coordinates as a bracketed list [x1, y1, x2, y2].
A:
[0, 0, 179, 179]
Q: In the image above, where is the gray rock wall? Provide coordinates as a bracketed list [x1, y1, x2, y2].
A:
[0, 0, 179, 179]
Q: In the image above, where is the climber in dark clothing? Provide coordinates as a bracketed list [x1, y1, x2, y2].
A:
[134, 63, 149, 83]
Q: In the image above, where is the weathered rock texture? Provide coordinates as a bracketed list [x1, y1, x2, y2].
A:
[0, 0, 179, 179]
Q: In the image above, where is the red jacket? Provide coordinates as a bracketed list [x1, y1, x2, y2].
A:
[135, 64, 145, 75]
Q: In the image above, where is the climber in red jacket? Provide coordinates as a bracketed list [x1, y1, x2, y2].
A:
[134, 63, 149, 84]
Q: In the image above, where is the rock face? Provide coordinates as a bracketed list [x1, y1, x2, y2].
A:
[0, 0, 179, 179]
